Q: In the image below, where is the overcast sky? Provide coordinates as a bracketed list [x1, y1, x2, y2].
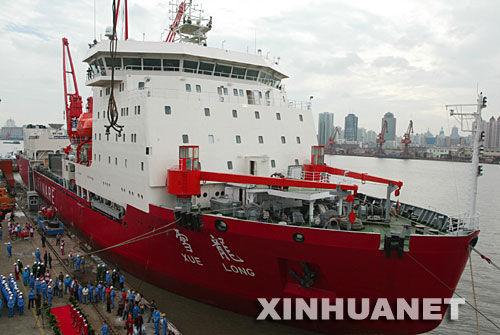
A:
[0, 0, 499, 136]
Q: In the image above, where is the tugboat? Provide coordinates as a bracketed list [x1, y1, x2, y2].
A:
[17, 1, 483, 333]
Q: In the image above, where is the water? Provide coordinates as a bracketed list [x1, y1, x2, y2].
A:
[124, 156, 500, 334]
[0, 140, 23, 158]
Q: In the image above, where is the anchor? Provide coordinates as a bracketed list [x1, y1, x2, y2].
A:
[289, 262, 317, 288]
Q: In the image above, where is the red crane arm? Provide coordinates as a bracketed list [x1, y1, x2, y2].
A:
[166, 1, 186, 42]
[62, 37, 82, 139]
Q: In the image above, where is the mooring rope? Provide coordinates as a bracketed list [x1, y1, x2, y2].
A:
[406, 252, 500, 331]
[469, 251, 481, 334]
[472, 248, 500, 272]
[84, 218, 181, 256]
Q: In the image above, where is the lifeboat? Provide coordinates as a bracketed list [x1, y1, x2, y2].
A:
[77, 112, 93, 137]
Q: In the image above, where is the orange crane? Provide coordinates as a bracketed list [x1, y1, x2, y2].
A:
[325, 127, 340, 154]
[375, 120, 387, 156]
[401, 120, 414, 157]
[166, 1, 187, 42]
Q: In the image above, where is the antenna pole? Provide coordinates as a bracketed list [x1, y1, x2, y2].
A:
[125, 0, 128, 40]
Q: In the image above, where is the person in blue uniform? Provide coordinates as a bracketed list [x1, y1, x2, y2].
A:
[7, 242, 12, 258]
[8, 296, 15, 317]
[96, 282, 102, 302]
[17, 294, 24, 315]
[28, 287, 35, 309]
[75, 255, 81, 272]
[22, 267, 29, 286]
[132, 302, 140, 322]
[152, 308, 161, 335]
[35, 248, 41, 262]
[34, 278, 41, 295]
[29, 273, 35, 289]
[41, 281, 48, 301]
[105, 271, 111, 286]
[88, 283, 94, 303]
[162, 313, 168, 335]
[47, 285, 53, 307]
[64, 275, 71, 294]
[119, 274, 125, 289]
[78, 284, 83, 303]
[0, 294, 3, 318]
[100, 321, 108, 335]
[110, 287, 116, 309]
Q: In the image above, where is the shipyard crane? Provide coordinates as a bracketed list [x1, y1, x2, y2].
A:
[165, 1, 187, 42]
[62, 38, 93, 165]
[401, 120, 414, 157]
[375, 120, 387, 156]
[325, 127, 340, 154]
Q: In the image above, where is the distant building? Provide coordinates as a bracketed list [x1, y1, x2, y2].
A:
[484, 116, 500, 148]
[344, 113, 358, 141]
[318, 112, 334, 146]
[365, 130, 377, 144]
[382, 112, 396, 141]
[450, 126, 460, 139]
[0, 118, 23, 140]
[436, 127, 446, 147]
[357, 127, 366, 143]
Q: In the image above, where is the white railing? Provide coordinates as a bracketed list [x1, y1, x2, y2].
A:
[287, 170, 355, 186]
[447, 215, 479, 234]
[288, 100, 312, 110]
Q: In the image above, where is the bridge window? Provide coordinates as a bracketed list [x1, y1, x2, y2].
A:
[232, 110, 238, 118]
[143, 58, 161, 71]
[296, 136, 301, 144]
[138, 82, 145, 90]
[164, 106, 171, 115]
[123, 57, 141, 70]
[227, 161, 233, 170]
[299, 114, 303, 122]
[223, 87, 228, 95]
[259, 71, 271, 85]
[163, 59, 179, 71]
[198, 62, 215, 75]
[233, 88, 238, 96]
[281, 136, 286, 144]
[105, 57, 122, 69]
[246, 69, 259, 81]
[271, 160, 276, 168]
[183, 60, 198, 73]
[185, 84, 191, 92]
[295, 159, 300, 165]
[204, 108, 210, 116]
[231, 66, 246, 79]
[276, 113, 281, 120]
[196, 85, 201, 93]
[236, 135, 241, 144]
[258, 136, 264, 144]
[239, 89, 244, 96]
[182, 134, 189, 143]
[254, 111, 260, 119]
[214, 64, 232, 77]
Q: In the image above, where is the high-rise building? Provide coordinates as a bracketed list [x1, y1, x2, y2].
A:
[382, 112, 396, 141]
[450, 126, 460, 139]
[318, 112, 334, 146]
[365, 130, 377, 143]
[484, 116, 500, 148]
[357, 127, 366, 143]
[344, 113, 358, 141]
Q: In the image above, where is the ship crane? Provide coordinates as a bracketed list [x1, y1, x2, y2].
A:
[165, 0, 212, 45]
[325, 127, 340, 154]
[401, 120, 414, 157]
[62, 38, 93, 165]
[375, 120, 387, 156]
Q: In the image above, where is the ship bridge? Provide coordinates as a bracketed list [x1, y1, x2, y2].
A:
[84, 40, 287, 88]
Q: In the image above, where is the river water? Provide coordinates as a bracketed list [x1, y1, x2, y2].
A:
[125, 155, 500, 335]
[7, 140, 498, 334]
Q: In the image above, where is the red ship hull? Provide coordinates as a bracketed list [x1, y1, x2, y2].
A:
[18, 155, 477, 334]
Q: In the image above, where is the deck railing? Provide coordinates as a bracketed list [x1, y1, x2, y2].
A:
[447, 215, 479, 234]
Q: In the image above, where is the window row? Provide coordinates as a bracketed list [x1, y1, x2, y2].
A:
[88, 57, 282, 88]
[226, 159, 299, 170]
[184, 134, 301, 145]
[94, 153, 144, 171]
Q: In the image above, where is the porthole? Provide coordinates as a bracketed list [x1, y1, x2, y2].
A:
[215, 219, 228, 232]
[203, 192, 208, 198]
[221, 191, 225, 196]
[215, 191, 220, 196]
[293, 233, 305, 243]
[196, 194, 201, 198]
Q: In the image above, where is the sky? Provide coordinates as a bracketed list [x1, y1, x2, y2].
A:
[0, 0, 499, 137]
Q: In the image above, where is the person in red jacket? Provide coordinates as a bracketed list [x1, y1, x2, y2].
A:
[126, 315, 134, 335]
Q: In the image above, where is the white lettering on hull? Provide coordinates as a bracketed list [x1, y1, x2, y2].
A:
[182, 253, 203, 266]
[222, 262, 255, 277]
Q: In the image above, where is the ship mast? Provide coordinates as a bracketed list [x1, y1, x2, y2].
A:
[446, 92, 487, 230]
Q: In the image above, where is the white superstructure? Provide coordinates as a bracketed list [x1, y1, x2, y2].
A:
[63, 15, 317, 215]
[23, 124, 68, 160]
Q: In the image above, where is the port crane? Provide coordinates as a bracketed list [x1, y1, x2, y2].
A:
[401, 120, 414, 157]
[325, 127, 340, 154]
[375, 120, 387, 156]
